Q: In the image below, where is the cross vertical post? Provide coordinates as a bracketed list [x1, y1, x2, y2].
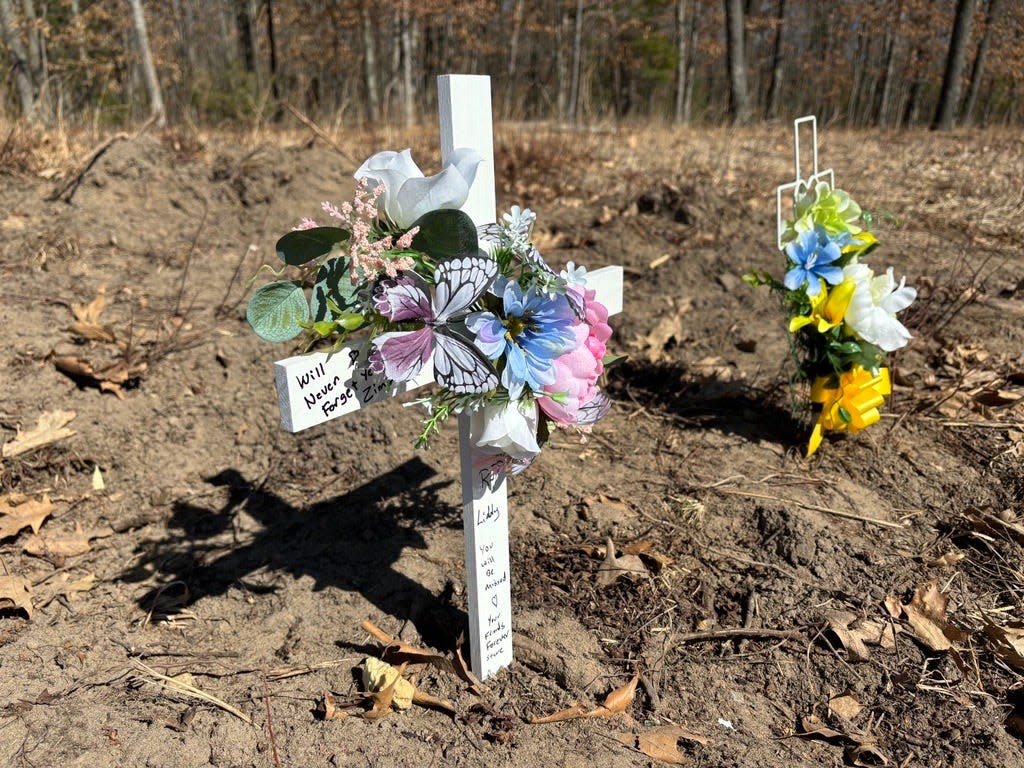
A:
[437, 74, 514, 680]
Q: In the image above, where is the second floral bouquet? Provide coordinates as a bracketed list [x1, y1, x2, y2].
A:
[748, 178, 916, 456]
[246, 149, 614, 475]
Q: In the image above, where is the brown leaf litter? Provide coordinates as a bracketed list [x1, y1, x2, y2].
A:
[530, 674, 639, 723]
[0, 410, 76, 459]
[0, 493, 54, 541]
[0, 574, 34, 618]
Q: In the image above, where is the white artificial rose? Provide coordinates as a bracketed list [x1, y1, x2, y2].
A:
[843, 263, 917, 352]
[354, 148, 482, 229]
[468, 400, 541, 462]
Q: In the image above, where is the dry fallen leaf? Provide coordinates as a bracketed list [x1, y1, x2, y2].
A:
[927, 551, 965, 568]
[321, 691, 348, 721]
[828, 692, 864, 721]
[900, 581, 967, 652]
[597, 537, 648, 587]
[22, 523, 115, 558]
[798, 714, 845, 742]
[1, 411, 76, 459]
[616, 724, 706, 764]
[531, 675, 639, 724]
[40, 573, 97, 606]
[983, 620, 1024, 672]
[634, 301, 692, 363]
[72, 286, 106, 325]
[0, 494, 54, 541]
[361, 657, 414, 710]
[826, 611, 897, 661]
[0, 575, 33, 618]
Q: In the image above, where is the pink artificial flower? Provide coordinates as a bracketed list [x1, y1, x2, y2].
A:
[537, 289, 612, 426]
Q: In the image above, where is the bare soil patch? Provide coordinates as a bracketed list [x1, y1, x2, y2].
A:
[1, 123, 1022, 767]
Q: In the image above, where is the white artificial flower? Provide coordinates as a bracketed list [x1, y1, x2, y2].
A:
[468, 400, 541, 462]
[560, 260, 588, 288]
[843, 263, 917, 352]
[354, 148, 482, 229]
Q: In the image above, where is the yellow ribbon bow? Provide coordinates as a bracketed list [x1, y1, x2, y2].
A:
[807, 366, 891, 457]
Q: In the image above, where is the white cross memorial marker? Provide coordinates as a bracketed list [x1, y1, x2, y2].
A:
[273, 75, 623, 679]
[775, 115, 835, 249]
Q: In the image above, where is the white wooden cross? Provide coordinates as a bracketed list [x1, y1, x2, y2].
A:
[775, 115, 835, 248]
[273, 75, 623, 679]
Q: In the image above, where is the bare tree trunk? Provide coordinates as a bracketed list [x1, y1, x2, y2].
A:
[876, 4, 899, 127]
[673, 0, 688, 124]
[764, 0, 785, 120]
[361, 5, 380, 122]
[265, 0, 279, 103]
[724, 0, 750, 124]
[963, 0, 998, 125]
[567, 0, 584, 126]
[400, 0, 414, 127]
[128, 0, 166, 127]
[0, 0, 37, 118]
[235, 0, 257, 77]
[555, 7, 568, 121]
[932, 0, 976, 130]
[503, 0, 523, 119]
[683, 0, 698, 123]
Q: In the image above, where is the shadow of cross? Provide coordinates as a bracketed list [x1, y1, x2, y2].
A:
[121, 458, 468, 652]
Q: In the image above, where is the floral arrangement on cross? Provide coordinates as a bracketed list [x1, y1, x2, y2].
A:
[746, 122, 916, 456]
[246, 148, 615, 473]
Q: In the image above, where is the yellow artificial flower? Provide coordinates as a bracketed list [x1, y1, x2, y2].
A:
[842, 230, 878, 258]
[807, 366, 891, 457]
[789, 279, 856, 334]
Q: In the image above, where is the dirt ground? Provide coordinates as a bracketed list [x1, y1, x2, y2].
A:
[0, 121, 1022, 768]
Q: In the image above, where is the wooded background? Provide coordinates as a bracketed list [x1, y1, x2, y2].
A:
[1, 0, 1020, 130]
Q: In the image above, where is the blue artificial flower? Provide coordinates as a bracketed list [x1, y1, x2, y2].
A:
[466, 277, 578, 400]
[783, 226, 848, 297]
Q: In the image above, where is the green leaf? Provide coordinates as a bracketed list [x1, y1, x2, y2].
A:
[310, 257, 363, 321]
[409, 209, 479, 259]
[275, 226, 349, 266]
[246, 281, 309, 342]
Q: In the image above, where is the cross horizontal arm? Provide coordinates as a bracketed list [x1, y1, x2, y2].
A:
[274, 266, 624, 433]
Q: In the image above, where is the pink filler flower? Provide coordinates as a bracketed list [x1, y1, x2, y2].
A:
[537, 288, 612, 426]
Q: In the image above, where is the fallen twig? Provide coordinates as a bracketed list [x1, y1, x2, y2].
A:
[717, 489, 906, 530]
[675, 627, 804, 643]
[132, 659, 252, 725]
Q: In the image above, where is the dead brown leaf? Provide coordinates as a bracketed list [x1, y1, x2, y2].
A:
[320, 691, 348, 721]
[39, 572, 97, 607]
[22, 523, 115, 559]
[361, 657, 414, 710]
[899, 581, 967, 652]
[72, 287, 106, 325]
[0, 575, 33, 618]
[531, 675, 640, 724]
[1, 411, 76, 459]
[927, 551, 965, 568]
[411, 688, 457, 715]
[597, 537, 648, 587]
[634, 301, 692, 362]
[982, 620, 1024, 672]
[593, 674, 639, 716]
[846, 741, 889, 766]
[619, 724, 707, 764]
[0, 494, 54, 541]
[828, 692, 864, 721]
[826, 611, 897, 661]
[798, 714, 845, 742]
[53, 355, 147, 399]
